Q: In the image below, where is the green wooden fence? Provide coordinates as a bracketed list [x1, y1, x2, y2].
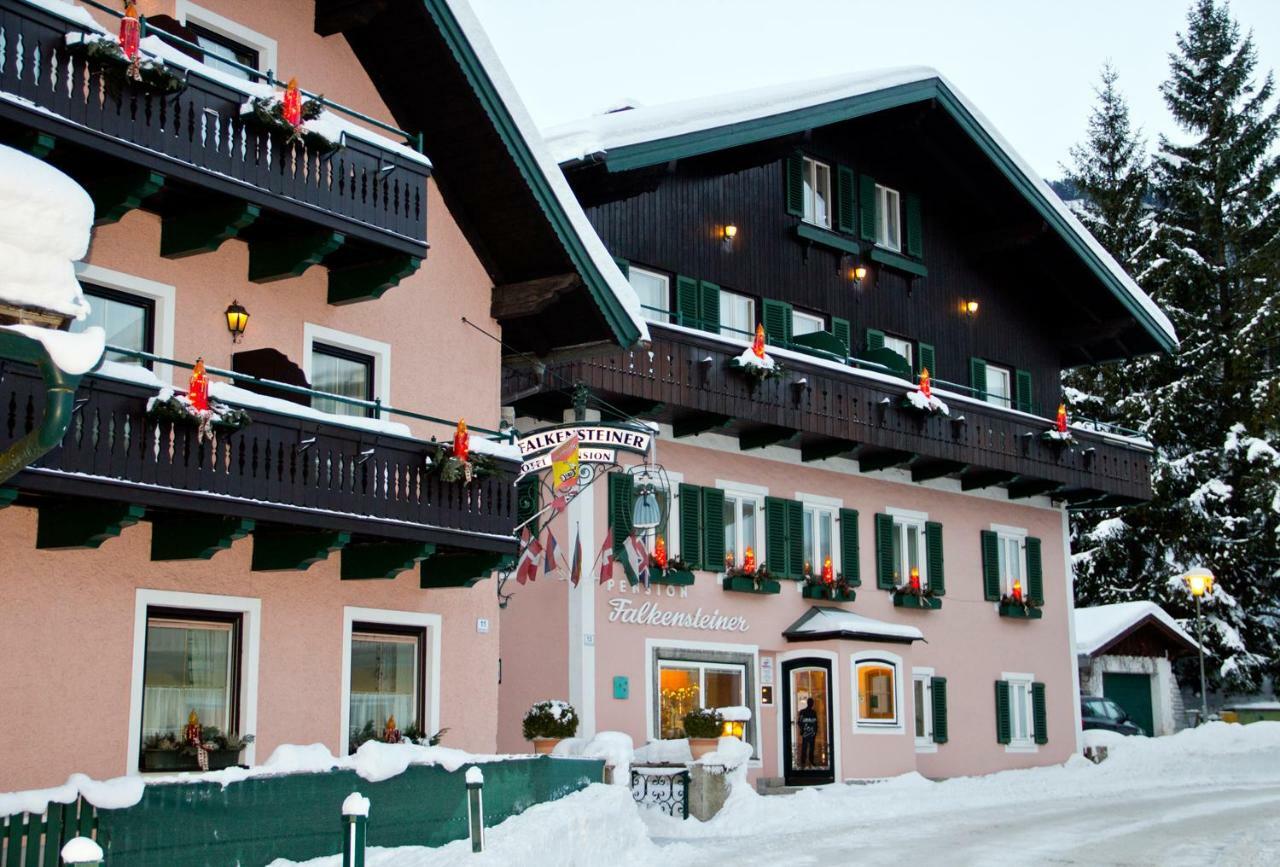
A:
[1, 756, 603, 866]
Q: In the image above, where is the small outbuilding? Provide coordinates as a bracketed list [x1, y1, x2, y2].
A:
[1075, 601, 1200, 736]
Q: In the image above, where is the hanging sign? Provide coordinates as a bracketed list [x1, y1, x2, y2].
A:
[518, 422, 654, 475]
[550, 434, 581, 496]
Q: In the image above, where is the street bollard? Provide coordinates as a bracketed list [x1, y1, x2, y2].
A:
[465, 765, 485, 853]
[60, 837, 104, 866]
[341, 792, 370, 867]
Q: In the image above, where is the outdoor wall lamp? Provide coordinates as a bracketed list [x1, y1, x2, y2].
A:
[722, 224, 738, 250]
[962, 299, 979, 316]
[225, 300, 249, 343]
[852, 264, 868, 284]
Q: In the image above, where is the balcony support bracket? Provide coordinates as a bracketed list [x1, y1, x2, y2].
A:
[801, 438, 859, 463]
[672, 412, 732, 439]
[36, 500, 145, 550]
[421, 550, 516, 589]
[910, 459, 969, 483]
[856, 447, 915, 473]
[328, 254, 422, 305]
[161, 201, 262, 259]
[150, 515, 255, 561]
[18, 130, 56, 159]
[248, 230, 345, 283]
[342, 541, 436, 580]
[251, 527, 351, 571]
[960, 469, 1017, 491]
[739, 425, 796, 451]
[86, 168, 165, 226]
[1007, 478, 1063, 500]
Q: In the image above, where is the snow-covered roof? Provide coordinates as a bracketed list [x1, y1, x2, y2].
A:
[784, 606, 924, 644]
[544, 68, 1175, 354]
[1075, 601, 1199, 657]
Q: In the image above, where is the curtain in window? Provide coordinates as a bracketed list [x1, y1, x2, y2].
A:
[142, 620, 233, 737]
[349, 634, 420, 733]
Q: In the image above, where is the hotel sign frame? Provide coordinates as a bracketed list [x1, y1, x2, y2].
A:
[517, 422, 655, 476]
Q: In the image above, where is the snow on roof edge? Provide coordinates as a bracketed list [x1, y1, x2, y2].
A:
[1075, 601, 1199, 657]
[442, 0, 649, 347]
[544, 69, 1174, 351]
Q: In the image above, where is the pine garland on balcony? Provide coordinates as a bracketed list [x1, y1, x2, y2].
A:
[243, 95, 341, 155]
[146, 389, 251, 441]
[428, 442, 497, 484]
[64, 34, 187, 95]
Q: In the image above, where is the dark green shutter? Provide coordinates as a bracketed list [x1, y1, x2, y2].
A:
[1015, 369, 1033, 413]
[675, 275, 700, 328]
[786, 499, 804, 579]
[761, 299, 792, 346]
[839, 508, 860, 585]
[866, 328, 886, 352]
[701, 487, 725, 570]
[516, 476, 541, 535]
[1026, 536, 1044, 605]
[931, 676, 948, 744]
[612, 256, 629, 278]
[784, 155, 804, 217]
[836, 165, 856, 233]
[698, 281, 721, 334]
[1032, 682, 1048, 744]
[874, 512, 895, 589]
[970, 357, 988, 401]
[995, 681, 1012, 744]
[608, 473, 634, 555]
[831, 318, 851, 357]
[980, 530, 1001, 601]
[904, 192, 923, 258]
[678, 483, 703, 570]
[925, 520, 945, 596]
[917, 342, 935, 378]
[858, 174, 877, 242]
[764, 497, 788, 576]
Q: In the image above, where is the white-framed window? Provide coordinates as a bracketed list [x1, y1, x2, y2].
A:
[802, 503, 836, 578]
[792, 309, 825, 337]
[852, 650, 903, 732]
[651, 469, 682, 561]
[912, 667, 935, 752]
[882, 334, 913, 369]
[876, 184, 902, 251]
[629, 266, 670, 324]
[719, 290, 756, 339]
[73, 263, 177, 383]
[888, 508, 929, 590]
[657, 659, 747, 738]
[341, 607, 441, 757]
[802, 157, 832, 229]
[720, 483, 765, 572]
[985, 363, 1012, 408]
[303, 323, 391, 421]
[1005, 673, 1036, 749]
[994, 524, 1028, 596]
[176, 2, 277, 80]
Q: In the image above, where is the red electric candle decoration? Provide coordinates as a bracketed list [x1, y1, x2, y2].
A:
[187, 358, 210, 412]
[910, 566, 921, 592]
[822, 556, 834, 585]
[384, 715, 401, 744]
[1056, 403, 1068, 434]
[752, 323, 766, 359]
[282, 77, 303, 128]
[725, 549, 735, 569]
[1012, 579, 1023, 602]
[184, 710, 202, 748]
[919, 367, 932, 399]
[453, 419, 470, 463]
[652, 535, 668, 570]
[119, 4, 141, 80]
[743, 546, 756, 574]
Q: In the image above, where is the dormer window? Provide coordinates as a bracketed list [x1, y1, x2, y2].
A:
[803, 157, 832, 229]
[876, 184, 902, 251]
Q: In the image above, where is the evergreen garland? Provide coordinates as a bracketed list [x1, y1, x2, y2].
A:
[65, 34, 186, 95]
[244, 95, 341, 154]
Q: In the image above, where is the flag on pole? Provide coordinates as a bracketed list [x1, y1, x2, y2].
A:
[569, 529, 583, 587]
[515, 528, 542, 585]
[542, 528, 560, 580]
[625, 534, 649, 587]
[596, 526, 615, 584]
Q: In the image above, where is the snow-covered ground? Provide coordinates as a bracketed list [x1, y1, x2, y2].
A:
[276, 722, 1280, 866]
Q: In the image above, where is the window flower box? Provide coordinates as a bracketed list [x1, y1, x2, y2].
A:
[651, 568, 695, 586]
[893, 590, 942, 610]
[801, 584, 856, 602]
[999, 600, 1043, 619]
[141, 748, 244, 772]
[723, 575, 781, 594]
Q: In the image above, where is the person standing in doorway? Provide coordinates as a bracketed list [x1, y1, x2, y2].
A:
[798, 697, 819, 768]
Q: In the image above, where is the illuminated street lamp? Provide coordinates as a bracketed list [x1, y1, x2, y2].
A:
[1181, 567, 1215, 724]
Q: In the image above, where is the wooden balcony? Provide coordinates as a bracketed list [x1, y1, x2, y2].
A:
[1, 363, 518, 582]
[0, 0, 427, 304]
[504, 324, 1153, 505]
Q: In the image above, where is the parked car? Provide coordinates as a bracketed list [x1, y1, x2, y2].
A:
[1081, 695, 1146, 735]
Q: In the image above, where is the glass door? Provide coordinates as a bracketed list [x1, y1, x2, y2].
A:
[782, 659, 834, 785]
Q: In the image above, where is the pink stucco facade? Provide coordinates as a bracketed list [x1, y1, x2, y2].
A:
[499, 433, 1079, 782]
[0, 0, 504, 791]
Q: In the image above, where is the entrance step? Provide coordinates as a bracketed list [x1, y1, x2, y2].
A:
[755, 777, 805, 796]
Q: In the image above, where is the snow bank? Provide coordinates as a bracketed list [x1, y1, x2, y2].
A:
[633, 739, 693, 764]
[580, 732, 633, 784]
[0, 773, 143, 818]
[0, 324, 103, 374]
[0, 144, 94, 319]
[208, 382, 413, 438]
[694, 736, 752, 769]
[734, 347, 776, 371]
[716, 706, 752, 722]
[59, 837, 103, 864]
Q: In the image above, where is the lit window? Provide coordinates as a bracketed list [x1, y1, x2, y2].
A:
[71, 285, 154, 367]
[913, 672, 933, 746]
[348, 627, 424, 752]
[882, 334, 913, 370]
[997, 531, 1026, 596]
[792, 310, 825, 337]
[141, 612, 239, 755]
[722, 491, 762, 571]
[629, 266, 670, 324]
[657, 661, 745, 738]
[802, 505, 835, 577]
[890, 515, 928, 589]
[876, 184, 901, 251]
[311, 343, 375, 418]
[985, 364, 1012, 408]
[802, 157, 832, 229]
[1008, 677, 1035, 745]
[855, 660, 897, 726]
[719, 290, 756, 340]
[190, 24, 260, 80]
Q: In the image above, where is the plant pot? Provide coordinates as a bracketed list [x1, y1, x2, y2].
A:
[723, 575, 781, 594]
[530, 737, 562, 755]
[141, 748, 243, 772]
[998, 601, 1044, 619]
[893, 591, 942, 610]
[801, 584, 856, 602]
[687, 737, 719, 760]
[650, 569, 695, 586]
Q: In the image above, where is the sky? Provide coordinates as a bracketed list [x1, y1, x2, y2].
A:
[469, 0, 1280, 180]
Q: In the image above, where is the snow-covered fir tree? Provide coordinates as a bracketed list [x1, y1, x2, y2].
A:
[1068, 0, 1280, 694]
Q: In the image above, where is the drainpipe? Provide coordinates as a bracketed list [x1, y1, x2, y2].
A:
[0, 330, 93, 485]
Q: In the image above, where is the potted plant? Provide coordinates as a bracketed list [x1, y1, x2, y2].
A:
[523, 700, 579, 755]
[141, 728, 254, 772]
[683, 708, 724, 759]
[347, 717, 449, 753]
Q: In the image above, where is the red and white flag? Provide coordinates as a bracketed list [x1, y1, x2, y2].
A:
[625, 534, 649, 587]
[543, 528, 560, 580]
[515, 528, 542, 585]
[596, 526, 615, 584]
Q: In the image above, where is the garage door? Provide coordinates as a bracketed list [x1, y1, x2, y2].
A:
[1103, 672, 1154, 736]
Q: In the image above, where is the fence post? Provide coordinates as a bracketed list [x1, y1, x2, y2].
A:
[60, 837, 104, 866]
[465, 766, 485, 853]
[341, 793, 370, 867]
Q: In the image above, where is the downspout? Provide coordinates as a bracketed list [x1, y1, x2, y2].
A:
[0, 331, 93, 485]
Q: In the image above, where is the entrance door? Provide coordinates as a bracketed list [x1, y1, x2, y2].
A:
[1103, 672, 1155, 736]
[782, 658, 834, 786]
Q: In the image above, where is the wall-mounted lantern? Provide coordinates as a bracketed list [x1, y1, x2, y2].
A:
[722, 223, 738, 251]
[225, 300, 250, 343]
[961, 299, 979, 317]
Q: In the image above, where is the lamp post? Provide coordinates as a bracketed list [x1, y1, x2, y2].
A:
[1181, 567, 1215, 724]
